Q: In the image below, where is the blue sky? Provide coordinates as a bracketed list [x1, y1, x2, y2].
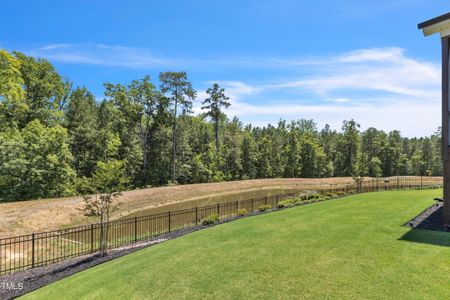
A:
[0, 0, 448, 136]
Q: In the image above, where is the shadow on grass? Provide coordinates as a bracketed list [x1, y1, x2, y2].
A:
[399, 228, 450, 247]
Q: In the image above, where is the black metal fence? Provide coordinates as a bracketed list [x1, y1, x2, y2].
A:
[0, 176, 442, 276]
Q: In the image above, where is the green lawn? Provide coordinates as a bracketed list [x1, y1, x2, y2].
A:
[24, 190, 450, 299]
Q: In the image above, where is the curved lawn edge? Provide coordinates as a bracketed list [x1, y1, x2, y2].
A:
[19, 190, 450, 299]
[1, 192, 349, 300]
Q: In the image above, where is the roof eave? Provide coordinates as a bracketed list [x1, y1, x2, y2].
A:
[418, 12, 450, 38]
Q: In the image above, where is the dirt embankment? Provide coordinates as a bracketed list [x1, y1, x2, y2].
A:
[0, 177, 387, 238]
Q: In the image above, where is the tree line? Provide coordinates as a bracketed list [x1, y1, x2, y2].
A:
[0, 49, 442, 201]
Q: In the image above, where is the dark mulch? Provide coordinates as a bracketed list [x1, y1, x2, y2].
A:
[404, 202, 450, 232]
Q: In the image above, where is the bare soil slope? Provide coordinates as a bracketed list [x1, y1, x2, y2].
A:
[0, 178, 361, 238]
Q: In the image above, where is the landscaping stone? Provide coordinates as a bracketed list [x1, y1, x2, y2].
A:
[405, 202, 450, 232]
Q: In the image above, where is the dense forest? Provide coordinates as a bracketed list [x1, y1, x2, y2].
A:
[0, 49, 442, 201]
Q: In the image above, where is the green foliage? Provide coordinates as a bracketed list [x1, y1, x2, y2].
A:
[159, 71, 196, 182]
[0, 50, 26, 130]
[13, 51, 70, 128]
[0, 120, 75, 201]
[278, 191, 334, 208]
[0, 49, 445, 202]
[66, 87, 99, 177]
[78, 159, 129, 256]
[201, 213, 220, 225]
[202, 83, 230, 158]
[335, 120, 362, 176]
[294, 199, 304, 205]
[258, 204, 272, 212]
[77, 159, 129, 213]
[278, 199, 295, 208]
[237, 208, 248, 216]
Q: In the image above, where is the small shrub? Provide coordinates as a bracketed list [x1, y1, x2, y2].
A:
[303, 200, 311, 204]
[336, 191, 346, 196]
[201, 213, 219, 225]
[306, 193, 318, 200]
[294, 200, 304, 206]
[325, 192, 334, 197]
[278, 199, 296, 208]
[299, 193, 308, 201]
[258, 204, 272, 212]
[278, 199, 290, 208]
[237, 208, 248, 216]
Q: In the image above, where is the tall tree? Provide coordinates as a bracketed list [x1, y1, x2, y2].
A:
[335, 120, 361, 176]
[0, 120, 75, 201]
[13, 51, 71, 127]
[130, 77, 162, 184]
[201, 83, 230, 158]
[65, 87, 99, 177]
[0, 50, 26, 130]
[159, 72, 196, 182]
[241, 127, 257, 179]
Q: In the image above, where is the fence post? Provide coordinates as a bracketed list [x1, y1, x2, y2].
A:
[134, 217, 138, 243]
[421, 176, 423, 189]
[168, 212, 171, 233]
[91, 224, 94, 252]
[31, 233, 35, 268]
[265, 196, 267, 205]
[397, 177, 400, 190]
[195, 207, 198, 226]
[251, 198, 254, 212]
[276, 195, 279, 206]
[217, 203, 220, 216]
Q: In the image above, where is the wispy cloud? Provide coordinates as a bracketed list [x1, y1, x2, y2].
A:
[193, 47, 440, 136]
[40, 43, 72, 50]
[32, 43, 170, 68]
[29, 43, 440, 136]
[266, 47, 439, 99]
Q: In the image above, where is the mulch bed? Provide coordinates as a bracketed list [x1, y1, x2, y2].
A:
[404, 202, 450, 232]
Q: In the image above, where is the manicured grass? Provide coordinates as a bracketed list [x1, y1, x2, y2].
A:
[23, 190, 450, 299]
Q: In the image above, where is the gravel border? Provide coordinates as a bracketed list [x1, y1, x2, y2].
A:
[404, 202, 450, 232]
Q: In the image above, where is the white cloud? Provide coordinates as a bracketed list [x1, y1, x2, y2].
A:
[193, 47, 440, 136]
[267, 47, 440, 100]
[29, 43, 440, 136]
[221, 97, 439, 137]
[33, 43, 170, 68]
[331, 97, 351, 103]
[40, 43, 72, 50]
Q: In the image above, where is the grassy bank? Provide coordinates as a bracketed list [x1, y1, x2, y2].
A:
[0, 177, 359, 238]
